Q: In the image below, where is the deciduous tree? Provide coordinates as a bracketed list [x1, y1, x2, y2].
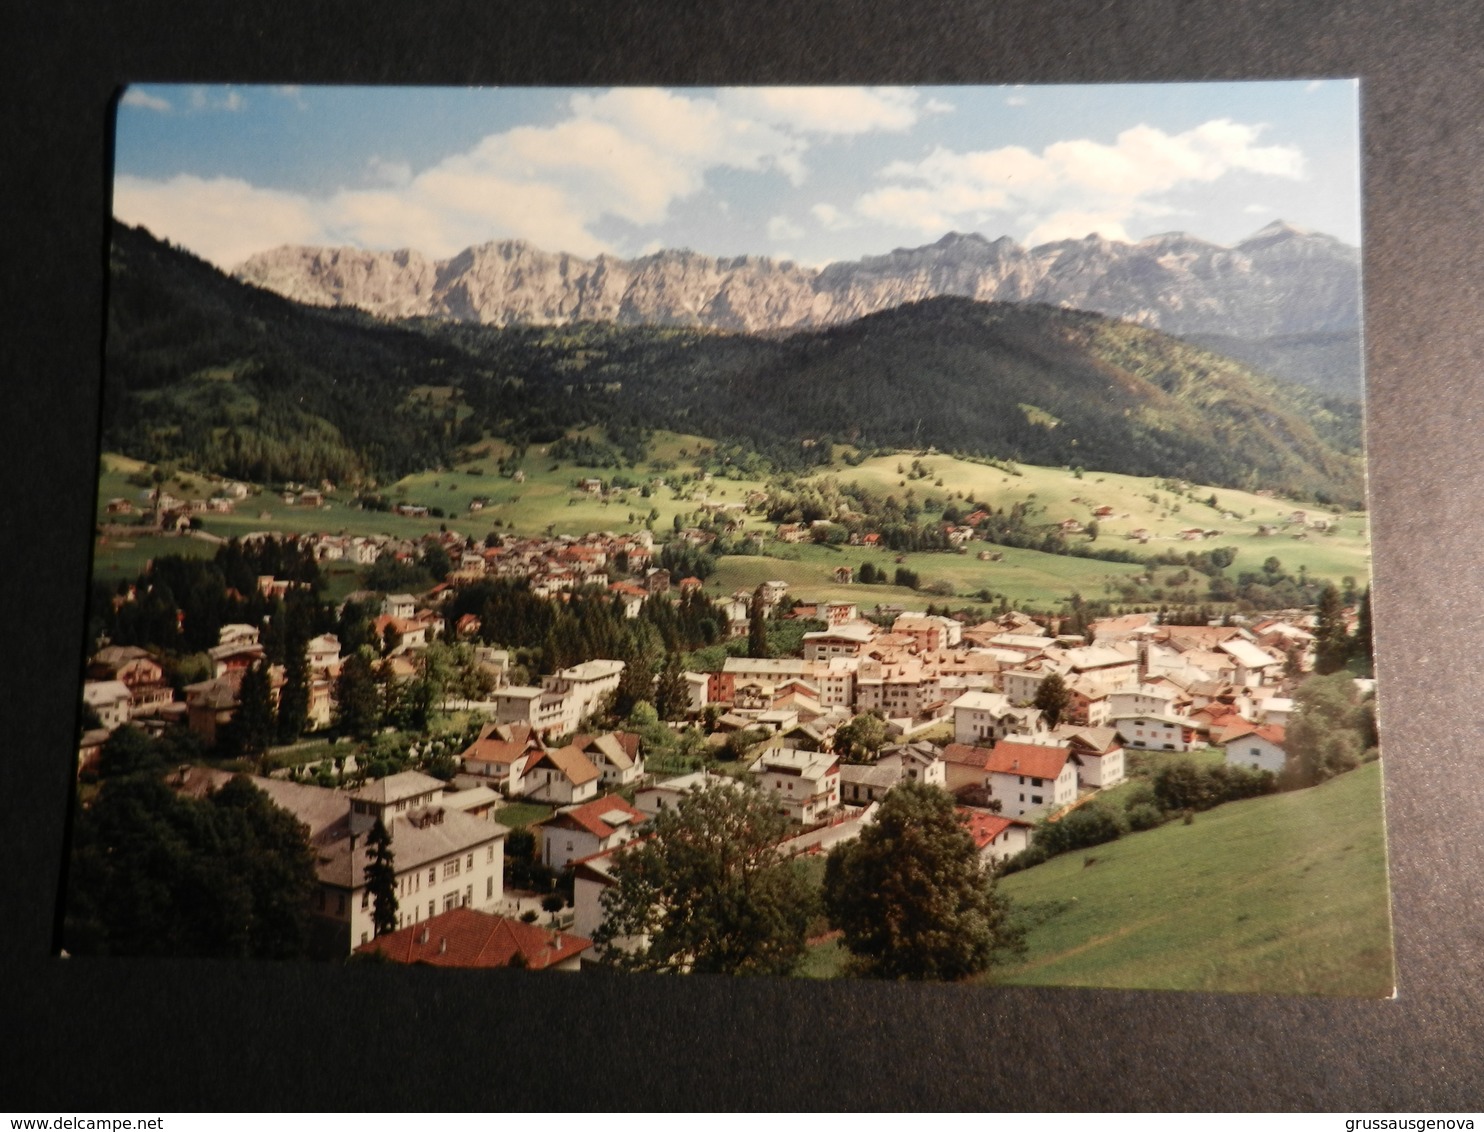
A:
[64, 774, 316, 959]
[1032, 671, 1070, 728]
[822, 781, 1022, 981]
[593, 783, 813, 976]
[833, 712, 888, 762]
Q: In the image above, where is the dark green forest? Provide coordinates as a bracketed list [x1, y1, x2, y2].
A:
[104, 224, 1365, 506]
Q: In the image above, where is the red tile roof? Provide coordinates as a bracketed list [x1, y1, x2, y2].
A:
[460, 734, 540, 770]
[985, 740, 1073, 779]
[540, 793, 647, 839]
[956, 808, 1032, 849]
[1222, 722, 1287, 747]
[357, 908, 591, 969]
[941, 743, 993, 768]
[525, 745, 602, 787]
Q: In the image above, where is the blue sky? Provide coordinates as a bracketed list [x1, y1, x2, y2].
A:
[113, 82, 1361, 270]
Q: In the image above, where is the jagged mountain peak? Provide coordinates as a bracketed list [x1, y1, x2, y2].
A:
[232, 223, 1359, 342]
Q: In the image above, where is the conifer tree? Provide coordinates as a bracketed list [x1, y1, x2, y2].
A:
[364, 818, 398, 938]
[276, 637, 311, 744]
[231, 660, 276, 767]
[334, 651, 380, 740]
[653, 653, 690, 722]
[748, 585, 769, 659]
[1313, 582, 1350, 675]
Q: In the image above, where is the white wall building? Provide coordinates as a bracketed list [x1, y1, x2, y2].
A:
[754, 749, 841, 823]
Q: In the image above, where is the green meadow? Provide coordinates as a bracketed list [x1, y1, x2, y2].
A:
[989, 761, 1393, 996]
[92, 441, 1369, 611]
[708, 541, 1147, 611]
[822, 453, 1370, 584]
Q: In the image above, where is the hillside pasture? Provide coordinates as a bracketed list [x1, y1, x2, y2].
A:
[990, 761, 1393, 996]
[814, 453, 1369, 587]
[710, 541, 1147, 612]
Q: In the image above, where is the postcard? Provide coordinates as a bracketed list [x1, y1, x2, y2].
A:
[67, 81, 1389, 994]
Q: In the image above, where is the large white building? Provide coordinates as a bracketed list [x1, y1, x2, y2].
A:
[754, 748, 841, 823]
[179, 769, 507, 956]
[541, 659, 625, 720]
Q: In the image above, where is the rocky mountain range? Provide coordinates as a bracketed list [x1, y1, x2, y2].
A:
[234, 221, 1359, 344]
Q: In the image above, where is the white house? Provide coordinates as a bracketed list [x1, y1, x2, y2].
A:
[802, 622, 877, 662]
[1222, 722, 1288, 775]
[541, 658, 625, 722]
[178, 768, 507, 956]
[381, 593, 416, 620]
[514, 744, 601, 805]
[1051, 726, 1127, 790]
[82, 679, 133, 732]
[958, 808, 1036, 865]
[575, 732, 645, 788]
[754, 748, 841, 823]
[634, 771, 742, 817]
[875, 741, 947, 788]
[839, 763, 900, 806]
[951, 690, 1024, 745]
[1109, 712, 1197, 752]
[458, 721, 544, 793]
[535, 794, 647, 870]
[983, 740, 1080, 818]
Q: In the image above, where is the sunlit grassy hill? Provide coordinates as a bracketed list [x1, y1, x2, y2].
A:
[991, 761, 1393, 996]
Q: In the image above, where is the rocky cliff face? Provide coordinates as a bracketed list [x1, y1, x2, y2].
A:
[234, 220, 1358, 341]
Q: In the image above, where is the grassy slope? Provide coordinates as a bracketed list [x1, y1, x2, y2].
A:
[92, 443, 1369, 609]
[990, 761, 1394, 996]
[826, 454, 1370, 582]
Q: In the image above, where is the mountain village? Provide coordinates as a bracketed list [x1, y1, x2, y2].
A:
[78, 496, 1349, 970]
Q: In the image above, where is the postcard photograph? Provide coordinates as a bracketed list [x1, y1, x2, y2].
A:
[65, 81, 1390, 995]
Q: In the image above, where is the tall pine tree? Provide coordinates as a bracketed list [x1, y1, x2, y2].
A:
[334, 651, 380, 740]
[1313, 582, 1350, 675]
[276, 637, 311, 744]
[653, 653, 690, 722]
[231, 660, 276, 767]
[363, 818, 398, 938]
[747, 585, 769, 659]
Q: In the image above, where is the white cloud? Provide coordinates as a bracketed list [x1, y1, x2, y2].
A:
[1244, 202, 1272, 214]
[1305, 80, 1324, 93]
[854, 119, 1304, 242]
[1006, 95, 1028, 107]
[366, 156, 412, 187]
[112, 86, 973, 266]
[121, 89, 171, 113]
[113, 174, 323, 266]
[767, 215, 804, 241]
[718, 86, 922, 134]
[186, 86, 246, 113]
[811, 202, 851, 230]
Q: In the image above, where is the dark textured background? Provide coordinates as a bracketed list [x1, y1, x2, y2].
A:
[5, 0, 1483, 1111]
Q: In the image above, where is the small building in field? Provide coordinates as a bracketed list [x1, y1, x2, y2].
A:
[957, 808, 1036, 865]
[1222, 722, 1288, 775]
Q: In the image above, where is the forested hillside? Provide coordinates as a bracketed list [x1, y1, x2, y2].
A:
[104, 224, 1365, 506]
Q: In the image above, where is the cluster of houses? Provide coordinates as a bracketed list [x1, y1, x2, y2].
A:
[83, 492, 1339, 971]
